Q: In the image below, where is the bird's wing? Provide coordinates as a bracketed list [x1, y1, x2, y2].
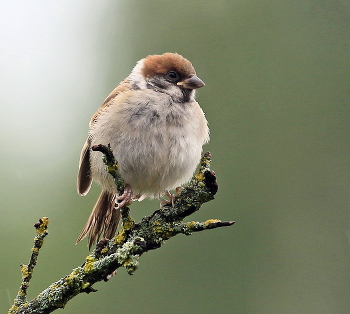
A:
[77, 138, 92, 195]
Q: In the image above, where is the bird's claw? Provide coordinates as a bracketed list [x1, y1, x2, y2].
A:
[115, 184, 133, 209]
[160, 187, 182, 207]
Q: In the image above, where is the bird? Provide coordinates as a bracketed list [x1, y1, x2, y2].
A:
[76, 52, 209, 248]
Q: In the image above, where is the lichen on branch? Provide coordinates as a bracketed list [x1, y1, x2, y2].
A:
[9, 218, 49, 314]
[9, 148, 234, 314]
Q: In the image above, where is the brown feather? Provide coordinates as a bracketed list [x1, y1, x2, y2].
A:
[76, 190, 121, 249]
[77, 139, 92, 196]
[142, 53, 196, 78]
[89, 79, 132, 127]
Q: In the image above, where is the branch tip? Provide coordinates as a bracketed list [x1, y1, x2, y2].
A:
[91, 143, 115, 164]
[203, 151, 211, 158]
[33, 217, 49, 235]
[9, 218, 50, 314]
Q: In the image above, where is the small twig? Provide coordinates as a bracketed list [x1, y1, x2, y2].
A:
[9, 218, 49, 314]
[91, 143, 125, 194]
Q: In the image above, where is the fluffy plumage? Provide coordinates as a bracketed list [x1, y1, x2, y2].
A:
[77, 53, 209, 248]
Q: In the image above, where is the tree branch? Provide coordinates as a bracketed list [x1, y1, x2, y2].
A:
[9, 148, 234, 314]
[8, 218, 49, 314]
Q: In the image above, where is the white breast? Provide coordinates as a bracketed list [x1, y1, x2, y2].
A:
[89, 89, 209, 198]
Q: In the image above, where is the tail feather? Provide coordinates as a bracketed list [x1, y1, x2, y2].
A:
[76, 190, 121, 249]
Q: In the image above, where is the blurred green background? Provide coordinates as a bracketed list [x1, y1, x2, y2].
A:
[1, 1, 350, 313]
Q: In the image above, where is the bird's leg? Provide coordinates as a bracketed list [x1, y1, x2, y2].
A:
[115, 184, 133, 209]
[160, 187, 183, 207]
[175, 186, 183, 195]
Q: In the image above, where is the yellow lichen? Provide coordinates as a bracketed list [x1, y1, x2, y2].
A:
[81, 282, 91, 290]
[187, 221, 197, 229]
[123, 258, 132, 266]
[101, 247, 109, 254]
[205, 219, 221, 226]
[85, 255, 97, 263]
[83, 256, 97, 272]
[21, 265, 29, 277]
[36, 217, 49, 235]
[152, 225, 175, 239]
[83, 263, 95, 272]
[64, 269, 81, 288]
[123, 218, 135, 230]
[114, 229, 126, 245]
[108, 163, 119, 171]
[9, 305, 19, 312]
[34, 239, 44, 247]
[195, 172, 205, 182]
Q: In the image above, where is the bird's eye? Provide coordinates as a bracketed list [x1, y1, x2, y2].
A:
[166, 71, 179, 81]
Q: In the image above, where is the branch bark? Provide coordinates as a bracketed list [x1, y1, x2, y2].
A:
[8, 148, 234, 314]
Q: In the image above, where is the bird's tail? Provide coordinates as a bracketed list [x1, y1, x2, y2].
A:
[76, 190, 121, 249]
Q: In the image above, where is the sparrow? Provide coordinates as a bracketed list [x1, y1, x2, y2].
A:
[76, 53, 209, 248]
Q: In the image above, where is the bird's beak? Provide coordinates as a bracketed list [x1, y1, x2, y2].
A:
[177, 75, 205, 89]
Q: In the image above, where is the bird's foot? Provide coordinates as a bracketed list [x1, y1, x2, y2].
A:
[160, 187, 182, 207]
[115, 184, 133, 209]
